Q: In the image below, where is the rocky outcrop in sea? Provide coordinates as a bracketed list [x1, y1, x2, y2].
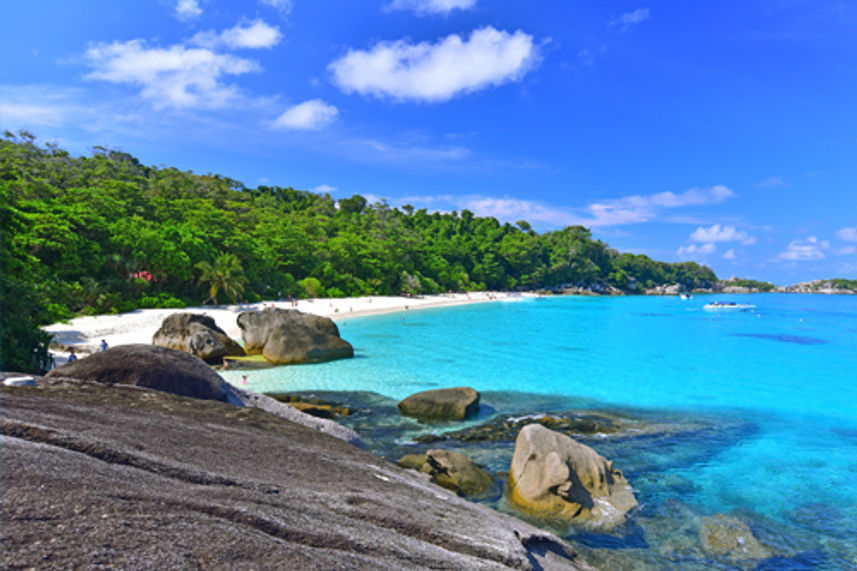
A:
[152, 313, 245, 363]
[237, 308, 354, 365]
[1, 379, 590, 569]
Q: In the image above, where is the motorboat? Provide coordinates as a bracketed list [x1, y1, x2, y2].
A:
[679, 293, 693, 300]
[703, 301, 756, 311]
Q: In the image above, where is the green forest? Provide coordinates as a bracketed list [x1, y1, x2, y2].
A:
[1, 131, 718, 372]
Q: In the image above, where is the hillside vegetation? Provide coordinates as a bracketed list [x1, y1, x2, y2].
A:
[1, 131, 716, 371]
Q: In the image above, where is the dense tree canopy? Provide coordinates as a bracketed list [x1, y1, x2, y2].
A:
[0, 131, 718, 371]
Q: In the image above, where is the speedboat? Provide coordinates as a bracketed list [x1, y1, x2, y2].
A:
[703, 301, 756, 311]
[679, 293, 692, 300]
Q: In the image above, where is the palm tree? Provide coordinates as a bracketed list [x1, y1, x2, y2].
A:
[195, 252, 248, 305]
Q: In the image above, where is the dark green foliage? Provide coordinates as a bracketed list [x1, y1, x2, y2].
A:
[724, 278, 776, 291]
[1, 133, 722, 370]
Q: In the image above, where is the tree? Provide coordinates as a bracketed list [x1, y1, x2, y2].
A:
[194, 252, 248, 305]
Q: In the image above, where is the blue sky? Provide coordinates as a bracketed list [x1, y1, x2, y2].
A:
[2, 0, 856, 284]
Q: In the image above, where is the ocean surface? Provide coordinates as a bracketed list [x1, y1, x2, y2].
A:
[222, 294, 857, 569]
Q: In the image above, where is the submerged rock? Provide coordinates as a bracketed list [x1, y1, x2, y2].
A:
[398, 449, 495, 498]
[416, 411, 622, 443]
[700, 514, 772, 560]
[398, 387, 480, 421]
[507, 424, 637, 531]
[152, 313, 245, 363]
[237, 309, 353, 365]
[266, 394, 352, 419]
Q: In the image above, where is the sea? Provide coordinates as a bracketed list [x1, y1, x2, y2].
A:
[221, 293, 857, 569]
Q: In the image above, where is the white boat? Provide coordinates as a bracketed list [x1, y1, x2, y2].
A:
[680, 293, 692, 300]
[703, 301, 756, 311]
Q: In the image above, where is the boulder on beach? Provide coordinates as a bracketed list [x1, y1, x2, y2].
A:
[46, 344, 230, 402]
[398, 449, 495, 497]
[237, 309, 353, 365]
[398, 387, 480, 420]
[507, 424, 637, 530]
[152, 313, 245, 363]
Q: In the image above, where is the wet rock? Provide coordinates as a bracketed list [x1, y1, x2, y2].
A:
[152, 313, 245, 363]
[398, 387, 480, 420]
[397, 449, 495, 498]
[700, 514, 772, 560]
[416, 411, 621, 443]
[237, 309, 353, 365]
[507, 424, 637, 531]
[266, 394, 351, 418]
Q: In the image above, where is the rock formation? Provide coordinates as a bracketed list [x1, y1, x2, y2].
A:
[46, 344, 230, 401]
[152, 313, 245, 363]
[507, 424, 637, 530]
[237, 309, 353, 365]
[398, 387, 480, 420]
[45, 344, 361, 445]
[1, 383, 590, 569]
[398, 449, 495, 497]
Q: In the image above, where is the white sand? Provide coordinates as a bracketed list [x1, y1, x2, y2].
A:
[44, 292, 530, 365]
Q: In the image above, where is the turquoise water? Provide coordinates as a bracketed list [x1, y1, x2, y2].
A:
[223, 294, 857, 568]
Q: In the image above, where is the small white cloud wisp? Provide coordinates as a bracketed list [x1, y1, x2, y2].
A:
[175, 0, 202, 21]
[387, 0, 477, 15]
[777, 236, 829, 261]
[192, 20, 283, 50]
[273, 99, 339, 130]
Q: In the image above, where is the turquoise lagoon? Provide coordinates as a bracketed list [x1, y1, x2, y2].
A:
[222, 294, 857, 569]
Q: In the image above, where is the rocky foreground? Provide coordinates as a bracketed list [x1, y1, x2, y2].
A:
[1, 379, 591, 570]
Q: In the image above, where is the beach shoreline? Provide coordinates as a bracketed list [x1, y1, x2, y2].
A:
[43, 291, 528, 365]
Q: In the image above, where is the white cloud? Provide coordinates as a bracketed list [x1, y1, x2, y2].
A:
[311, 184, 338, 193]
[690, 224, 751, 243]
[84, 40, 259, 109]
[611, 8, 650, 32]
[777, 236, 829, 261]
[677, 242, 716, 258]
[259, 0, 293, 15]
[328, 26, 540, 102]
[175, 0, 202, 21]
[580, 185, 735, 227]
[272, 99, 339, 130]
[387, 0, 477, 15]
[0, 102, 67, 127]
[837, 246, 856, 255]
[192, 20, 282, 50]
[723, 249, 736, 260]
[836, 227, 857, 242]
[757, 176, 789, 188]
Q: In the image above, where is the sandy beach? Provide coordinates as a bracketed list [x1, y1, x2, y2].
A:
[44, 292, 526, 365]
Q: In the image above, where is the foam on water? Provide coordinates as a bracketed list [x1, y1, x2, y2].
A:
[223, 294, 857, 568]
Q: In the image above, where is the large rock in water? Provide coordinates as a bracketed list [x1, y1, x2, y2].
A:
[398, 387, 480, 420]
[152, 313, 245, 363]
[237, 309, 353, 365]
[45, 344, 230, 402]
[507, 424, 637, 530]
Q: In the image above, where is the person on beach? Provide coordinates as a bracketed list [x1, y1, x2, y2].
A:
[100, 339, 108, 352]
[222, 358, 230, 370]
[241, 375, 248, 384]
[67, 348, 77, 363]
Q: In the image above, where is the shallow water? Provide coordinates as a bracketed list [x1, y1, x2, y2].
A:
[223, 294, 857, 569]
